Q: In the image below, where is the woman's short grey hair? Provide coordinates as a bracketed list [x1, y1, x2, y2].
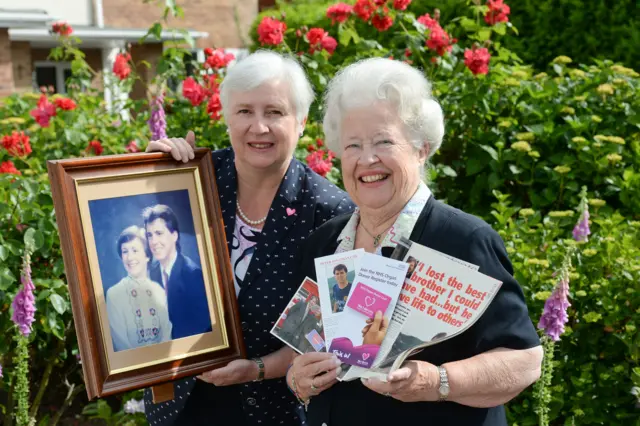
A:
[322, 58, 444, 159]
[220, 50, 315, 127]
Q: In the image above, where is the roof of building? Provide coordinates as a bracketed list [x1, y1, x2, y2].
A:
[10, 25, 208, 46]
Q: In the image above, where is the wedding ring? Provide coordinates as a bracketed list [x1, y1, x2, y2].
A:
[310, 379, 318, 392]
[384, 392, 391, 397]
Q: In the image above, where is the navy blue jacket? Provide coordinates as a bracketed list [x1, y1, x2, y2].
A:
[143, 148, 355, 426]
[150, 253, 211, 340]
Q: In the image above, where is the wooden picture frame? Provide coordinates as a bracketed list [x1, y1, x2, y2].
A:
[47, 148, 245, 400]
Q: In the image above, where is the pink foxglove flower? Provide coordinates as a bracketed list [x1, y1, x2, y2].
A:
[572, 207, 590, 242]
[11, 261, 36, 337]
[148, 93, 167, 140]
[538, 273, 570, 341]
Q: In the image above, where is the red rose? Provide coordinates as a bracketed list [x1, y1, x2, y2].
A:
[372, 14, 393, 31]
[417, 13, 438, 29]
[204, 47, 214, 56]
[1, 131, 32, 157]
[306, 150, 333, 177]
[321, 36, 338, 54]
[207, 92, 223, 121]
[54, 97, 77, 110]
[354, 0, 376, 22]
[86, 140, 104, 156]
[307, 145, 316, 152]
[316, 138, 324, 147]
[113, 53, 132, 80]
[0, 160, 20, 175]
[373, 0, 386, 5]
[51, 21, 73, 36]
[203, 75, 220, 97]
[182, 77, 206, 106]
[29, 94, 57, 127]
[326, 3, 353, 24]
[484, 0, 510, 25]
[205, 48, 235, 69]
[307, 28, 328, 51]
[257, 17, 287, 46]
[426, 25, 454, 56]
[464, 47, 491, 75]
[393, 0, 411, 11]
[126, 140, 140, 153]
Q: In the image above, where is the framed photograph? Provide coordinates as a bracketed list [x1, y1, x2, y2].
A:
[47, 149, 245, 399]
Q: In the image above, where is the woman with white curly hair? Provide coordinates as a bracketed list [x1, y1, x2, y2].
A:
[286, 57, 543, 425]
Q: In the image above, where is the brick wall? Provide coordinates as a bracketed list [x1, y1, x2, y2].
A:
[11, 42, 33, 93]
[0, 29, 14, 97]
[102, 0, 259, 49]
[130, 43, 163, 100]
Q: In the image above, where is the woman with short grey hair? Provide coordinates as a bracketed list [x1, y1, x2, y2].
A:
[143, 50, 355, 426]
[287, 57, 543, 426]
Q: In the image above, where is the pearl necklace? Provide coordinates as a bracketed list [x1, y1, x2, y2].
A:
[236, 199, 268, 226]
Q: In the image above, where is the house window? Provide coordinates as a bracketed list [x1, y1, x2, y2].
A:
[33, 61, 72, 94]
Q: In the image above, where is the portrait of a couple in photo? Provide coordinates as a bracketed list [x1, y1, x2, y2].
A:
[88, 189, 212, 353]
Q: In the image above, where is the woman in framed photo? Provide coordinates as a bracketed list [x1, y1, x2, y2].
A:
[105, 225, 172, 352]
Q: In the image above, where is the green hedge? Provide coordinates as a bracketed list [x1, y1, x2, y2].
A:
[258, 0, 640, 71]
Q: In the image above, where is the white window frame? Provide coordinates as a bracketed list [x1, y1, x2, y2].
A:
[33, 60, 72, 94]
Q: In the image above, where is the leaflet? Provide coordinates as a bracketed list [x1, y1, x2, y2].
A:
[338, 237, 501, 382]
[313, 249, 365, 348]
[327, 252, 408, 368]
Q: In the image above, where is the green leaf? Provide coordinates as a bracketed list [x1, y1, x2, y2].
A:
[466, 157, 487, 176]
[179, 29, 195, 48]
[509, 164, 523, 175]
[459, 17, 478, 32]
[478, 144, 499, 161]
[492, 23, 506, 35]
[477, 28, 492, 42]
[24, 228, 44, 250]
[553, 63, 564, 76]
[0, 267, 17, 291]
[0, 245, 7, 261]
[440, 165, 457, 177]
[50, 293, 68, 315]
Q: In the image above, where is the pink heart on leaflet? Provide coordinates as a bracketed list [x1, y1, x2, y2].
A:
[286, 207, 296, 216]
[362, 353, 370, 361]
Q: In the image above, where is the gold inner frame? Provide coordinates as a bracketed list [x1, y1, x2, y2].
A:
[75, 166, 230, 375]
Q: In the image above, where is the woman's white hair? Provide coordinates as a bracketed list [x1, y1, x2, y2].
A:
[322, 57, 444, 159]
[220, 50, 315, 128]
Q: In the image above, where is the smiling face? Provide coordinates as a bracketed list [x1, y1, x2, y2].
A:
[120, 237, 150, 279]
[226, 79, 303, 173]
[145, 218, 178, 264]
[339, 102, 427, 213]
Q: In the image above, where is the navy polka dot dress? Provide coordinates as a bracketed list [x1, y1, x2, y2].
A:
[143, 148, 355, 426]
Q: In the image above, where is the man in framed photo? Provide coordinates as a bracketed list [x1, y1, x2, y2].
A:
[143, 204, 212, 340]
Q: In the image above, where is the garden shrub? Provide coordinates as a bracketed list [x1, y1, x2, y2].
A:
[0, 0, 638, 425]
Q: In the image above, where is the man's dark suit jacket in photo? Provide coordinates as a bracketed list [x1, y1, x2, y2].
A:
[278, 300, 321, 353]
[150, 252, 211, 340]
[143, 148, 355, 426]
